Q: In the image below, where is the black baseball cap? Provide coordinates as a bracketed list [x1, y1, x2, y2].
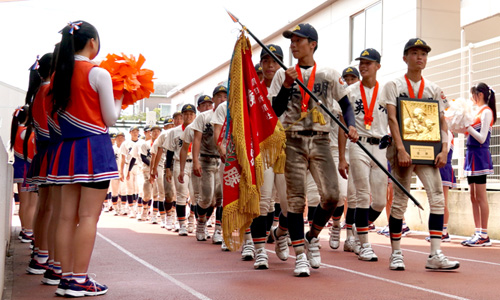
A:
[260, 44, 283, 61]
[151, 124, 162, 131]
[144, 125, 153, 132]
[342, 67, 360, 79]
[181, 104, 196, 114]
[197, 95, 213, 106]
[212, 85, 227, 96]
[404, 38, 431, 54]
[116, 131, 125, 137]
[172, 111, 182, 118]
[283, 23, 318, 42]
[129, 125, 140, 132]
[163, 117, 174, 125]
[255, 63, 262, 73]
[109, 133, 117, 139]
[355, 48, 381, 63]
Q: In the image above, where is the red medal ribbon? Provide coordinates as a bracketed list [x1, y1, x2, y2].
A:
[295, 63, 317, 113]
[360, 81, 379, 129]
[404, 74, 425, 99]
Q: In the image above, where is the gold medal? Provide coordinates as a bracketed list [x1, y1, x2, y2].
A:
[366, 124, 371, 130]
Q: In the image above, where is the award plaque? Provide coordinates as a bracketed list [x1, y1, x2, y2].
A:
[397, 97, 442, 165]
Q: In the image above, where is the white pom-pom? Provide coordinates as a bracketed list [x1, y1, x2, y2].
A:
[444, 98, 475, 134]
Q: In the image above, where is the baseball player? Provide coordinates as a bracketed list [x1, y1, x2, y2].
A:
[343, 48, 388, 261]
[380, 38, 459, 270]
[268, 23, 358, 277]
[112, 132, 126, 215]
[342, 67, 360, 86]
[165, 104, 197, 236]
[129, 126, 150, 220]
[120, 126, 141, 218]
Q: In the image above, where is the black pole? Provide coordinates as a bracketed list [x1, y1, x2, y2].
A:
[228, 11, 423, 210]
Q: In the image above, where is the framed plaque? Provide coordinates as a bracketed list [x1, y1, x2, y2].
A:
[397, 97, 442, 165]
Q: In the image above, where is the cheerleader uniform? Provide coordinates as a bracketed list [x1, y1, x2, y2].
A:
[27, 83, 51, 185]
[464, 106, 494, 177]
[13, 125, 37, 192]
[44, 85, 63, 183]
[47, 59, 118, 185]
[439, 131, 457, 188]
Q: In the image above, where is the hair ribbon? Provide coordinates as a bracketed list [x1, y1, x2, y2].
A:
[14, 106, 24, 117]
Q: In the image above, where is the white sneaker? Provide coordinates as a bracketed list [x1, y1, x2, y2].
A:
[212, 229, 223, 244]
[129, 211, 136, 219]
[294, 253, 310, 277]
[207, 217, 213, 227]
[329, 226, 340, 249]
[187, 222, 194, 233]
[150, 216, 158, 224]
[205, 228, 211, 239]
[221, 240, 229, 251]
[174, 222, 180, 232]
[196, 222, 207, 241]
[354, 238, 361, 255]
[178, 224, 188, 236]
[389, 250, 405, 270]
[344, 236, 356, 252]
[304, 234, 321, 269]
[358, 243, 378, 261]
[253, 248, 269, 269]
[165, 216, 173, 230]
[425, 250, 460, 270]
[160, 221, 166, 228]
[241, 240, 255, 261]
[271, 228, 289, 261]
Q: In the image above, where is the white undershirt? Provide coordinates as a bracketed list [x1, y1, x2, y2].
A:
[75, 55, 122, 127]
[467, 105, 493, 144]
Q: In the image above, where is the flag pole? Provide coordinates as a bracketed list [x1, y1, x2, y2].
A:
[225, 10, 423, 210]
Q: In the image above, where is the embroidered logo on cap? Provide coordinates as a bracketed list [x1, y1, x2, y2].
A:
[269, 46, 277, 52]
[219, 87, 226, 91]
[204, 96, 210, 101]
[415, 39, 424, 45]
[293, 25, 301, 31]
[346, 67, 353, 72]
[186, 105, 192, 109]
[362, 50, 370, 56]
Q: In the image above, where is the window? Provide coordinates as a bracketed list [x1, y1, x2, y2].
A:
[159, 103, 172, 118]
[351, 1, 383, 62]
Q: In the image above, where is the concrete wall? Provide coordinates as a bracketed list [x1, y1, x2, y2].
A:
[0, 81, 26, 150]
[374, 189, 500, 239]
[0, 136, 13, 299]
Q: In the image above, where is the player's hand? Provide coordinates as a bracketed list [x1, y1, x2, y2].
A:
[178, 171, 185, 184]
[217, 146, 226, 163]
[283, 67, 298, 88]
[165, 168, 172, 183]
[397, 148, 411, 167]
[126, 173, 130, 181]
[338, 159, 349, 180]
[345, 126, 359, 143]
[193, 161, 202, 177]
[434, 151, 447, 168]
[119, 173, 124, 182]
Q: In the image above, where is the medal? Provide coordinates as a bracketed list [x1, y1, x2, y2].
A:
[360, 81, 379, 130]
[296, 63, 317, 119]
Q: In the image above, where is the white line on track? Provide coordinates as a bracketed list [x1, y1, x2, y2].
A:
[97, 232, 212, 300]
[266, 250, 469, 300]
[374, 244, 500, 266]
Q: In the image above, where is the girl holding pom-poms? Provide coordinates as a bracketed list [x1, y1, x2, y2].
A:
[462, 83, 497, 247]
[49, 20, 122, 297]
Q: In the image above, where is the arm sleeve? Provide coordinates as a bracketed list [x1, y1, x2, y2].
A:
[165, 150, 174, 169]
[467, 109, 493, 144]
[272, 86, 292, 117]
[90, 67, 122, 127]
[338, 95, 356, 128]
[128, 157, 136, 172]
[140, 154, 150, 166]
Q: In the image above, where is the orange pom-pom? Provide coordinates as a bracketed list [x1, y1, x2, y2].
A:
[99, 53, 155, 109]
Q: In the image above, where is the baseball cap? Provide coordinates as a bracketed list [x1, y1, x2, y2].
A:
[404, 38, 431, 54]
[144, 125, 153, 132]
[129, 125, 140, 132]
[109, 133, 117, 139]
[342, 67, 360, 79]
[212, 85, 227, 96]
[255, 63, 262, 73]
[283, 23, 318, 42]
[260, 44, 284, 61]
[151, 124, 162, 131]
[172, 111, 182, 118]
[163, 117, 174, 125]
[116, 131, 125, 137]
[181, 103, 196, 114]
[355, 48, 381, 63]
[197, 95, 213, 106]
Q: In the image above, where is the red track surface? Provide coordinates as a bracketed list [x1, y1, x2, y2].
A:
[7, 213, 500, 300]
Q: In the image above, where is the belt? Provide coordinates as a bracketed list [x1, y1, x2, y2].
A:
[294, 130, 328, 136]
[359, 136, 380, 145]
[200, 154, 220, 159]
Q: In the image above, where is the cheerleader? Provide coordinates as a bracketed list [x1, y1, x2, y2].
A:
[463, 83, 497, 247]
[49, 21, 122, 297]
[10, 105, 37, 243]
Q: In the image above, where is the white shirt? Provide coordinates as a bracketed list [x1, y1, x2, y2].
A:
[211, 101, 227, 126]
[191, 109, 219, 156]
[164, 125, 192, 161]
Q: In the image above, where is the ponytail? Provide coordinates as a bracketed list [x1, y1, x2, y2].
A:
[25, 57, 41, 105]
[52, 21, 99, 115]
[471, 82, 497, 123]
[10, 105, 29, 150]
